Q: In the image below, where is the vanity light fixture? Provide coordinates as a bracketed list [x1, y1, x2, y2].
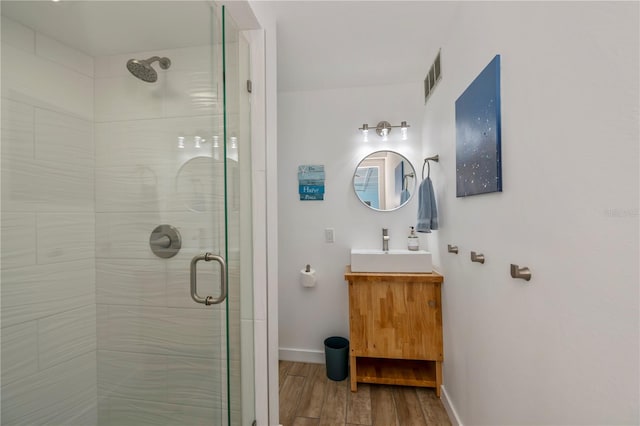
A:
[358, 121, 410, 140]
[361, 124, 369, 142]
[212, 135, 220, 160]
[400, 121, 408, 140]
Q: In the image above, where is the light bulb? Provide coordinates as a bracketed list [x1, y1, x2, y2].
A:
[363, 129, 369, 142]
[400, 121, 408, 140]
[194, 136, 201, 149]
[212, 136, 220, 160]
[177, 136, 185, 149]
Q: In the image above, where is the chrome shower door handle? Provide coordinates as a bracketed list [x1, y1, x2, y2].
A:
[190, 253, 227, 306]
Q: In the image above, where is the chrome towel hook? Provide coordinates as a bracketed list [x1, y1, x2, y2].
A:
[470, 251, 485, 264]
[510, 264, 532, 281]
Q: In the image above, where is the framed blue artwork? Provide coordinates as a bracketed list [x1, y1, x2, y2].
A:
[455, 55, 502, 197]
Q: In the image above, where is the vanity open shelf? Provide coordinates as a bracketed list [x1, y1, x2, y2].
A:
[344, 266, 444, 395]
[354, 357, 438, 388]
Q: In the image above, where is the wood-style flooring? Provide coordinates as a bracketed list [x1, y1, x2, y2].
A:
[279, 361, 452, 426]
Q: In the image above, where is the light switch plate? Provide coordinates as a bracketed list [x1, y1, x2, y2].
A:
[324, 228, 335, 243]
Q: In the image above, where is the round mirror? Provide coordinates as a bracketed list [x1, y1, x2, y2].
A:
[353, 150, 416, 211]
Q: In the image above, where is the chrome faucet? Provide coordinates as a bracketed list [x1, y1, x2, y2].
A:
[382, 228, 389, 252]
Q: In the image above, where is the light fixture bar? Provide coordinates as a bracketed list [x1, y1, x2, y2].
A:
[358, 120, 410, 137]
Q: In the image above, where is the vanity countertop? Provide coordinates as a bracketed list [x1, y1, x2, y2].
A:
[344, 265, 443, 282]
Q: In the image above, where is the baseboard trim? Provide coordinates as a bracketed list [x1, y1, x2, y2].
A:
[440, 385, 463, 426]
[279, 347, 324, 364]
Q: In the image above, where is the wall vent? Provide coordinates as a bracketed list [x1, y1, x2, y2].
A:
[424, 49, 442, 104]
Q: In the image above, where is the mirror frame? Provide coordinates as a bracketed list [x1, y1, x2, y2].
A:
[352, 150, 416, 212]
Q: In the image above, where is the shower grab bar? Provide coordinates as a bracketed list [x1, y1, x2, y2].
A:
[190, 253, 227, 306]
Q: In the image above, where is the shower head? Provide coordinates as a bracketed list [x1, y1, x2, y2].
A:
[126, 56, 171, 83]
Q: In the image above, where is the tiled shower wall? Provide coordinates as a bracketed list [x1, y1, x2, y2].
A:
[2, 15, 232, 426]
[1, 16, 98, 426]
[93, 43, 227, 425]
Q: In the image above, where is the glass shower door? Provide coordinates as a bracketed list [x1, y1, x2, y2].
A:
[0, 1, 252, 425]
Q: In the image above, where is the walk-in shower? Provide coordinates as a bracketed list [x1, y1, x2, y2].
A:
[126, 56, 172, 82]
[1, 1, 254, 425]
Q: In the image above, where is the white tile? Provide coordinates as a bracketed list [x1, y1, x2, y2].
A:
[97, 258, 167, 307]
[98, 306, 168, 355]
[164, 308, 222, 358]
[0, 352, 97, 426]
[167, 355, 223, 408]
[1, 17, 35, 53]
[38, 305, 97, 369]
[36, 33, 94, 77]
[37, 213, 95, 264]
[1, 98, 35, 160]
[95, 213, 165, 259]
[1, 260, 95, 327]
[0, 213, 36, 269]
[94, 75, 163, 122]
[162, 71, 216, 118]
[94, 115, 216, 167]
[174, 155, 220, 214]
[101, 397, 217, 426]
[35, 107, 93, 166]
[1, 45, 93, 120]
[94, 119, 174, 167]
[0, 322, 38, 385]
[1, 157, 94, 212]
[253, 318, 269, 424]
[96, 304, 109, 349]
[240, 319, 255, 420]
[251, 170, 267, 322]
[95, 163, 174, 213]
[98, 351, 167, 403]
[95, 161, 224, 214]
[98, 306, 221, 358]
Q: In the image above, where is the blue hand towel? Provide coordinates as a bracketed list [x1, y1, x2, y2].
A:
[416, 177, 438, 233]
[400, 189, 410, 204]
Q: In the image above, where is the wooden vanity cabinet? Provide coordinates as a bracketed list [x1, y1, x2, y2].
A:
[344, 266, 444, 395]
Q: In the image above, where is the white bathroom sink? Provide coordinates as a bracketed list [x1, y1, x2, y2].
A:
[350, 249, 433, 273]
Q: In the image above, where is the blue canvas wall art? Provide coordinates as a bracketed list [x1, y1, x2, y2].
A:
[455, 55, 502, 197]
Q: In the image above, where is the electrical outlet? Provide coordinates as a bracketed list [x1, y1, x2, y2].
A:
[324, 228, 335, 243]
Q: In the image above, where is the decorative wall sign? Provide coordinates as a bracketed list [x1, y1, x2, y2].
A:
[455, 55, 502, 197]
[298, 165, 325, 201]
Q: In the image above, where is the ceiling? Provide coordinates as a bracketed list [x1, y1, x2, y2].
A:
[1, 1, 214, 56]
[1, 0, 459, 92]
[264, 1, 460, 92]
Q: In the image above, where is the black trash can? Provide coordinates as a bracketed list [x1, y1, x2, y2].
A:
[324, 336, 349, 381]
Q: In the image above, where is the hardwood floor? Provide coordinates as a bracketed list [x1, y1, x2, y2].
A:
[279, 361, 451, 426]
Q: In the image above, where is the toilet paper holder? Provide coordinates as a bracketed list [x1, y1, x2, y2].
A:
[300, 264, 316, 288]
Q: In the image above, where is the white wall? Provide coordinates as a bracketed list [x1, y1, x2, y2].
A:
[1, 16, 98, 425]
[276, 2, 638, 424]
[278, 82, 431, 362]
[247, 2, 280, 424]
[422, 2, 639, 425]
